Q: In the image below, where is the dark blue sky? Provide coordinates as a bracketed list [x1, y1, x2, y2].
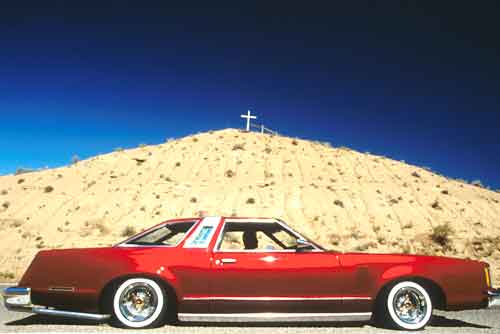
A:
[1, 1, 499, 188]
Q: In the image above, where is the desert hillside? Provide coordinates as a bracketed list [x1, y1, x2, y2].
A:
[0, 128, 499, 281]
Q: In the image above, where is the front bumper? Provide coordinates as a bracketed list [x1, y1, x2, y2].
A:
[2, 286, 110, 321]
[488, 288, 500, 308]
[3, 287, 33, 312]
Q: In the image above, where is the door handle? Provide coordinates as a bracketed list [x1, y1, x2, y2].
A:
[217, 258, 237, 265]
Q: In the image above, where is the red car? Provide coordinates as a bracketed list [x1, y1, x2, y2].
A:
[3, 216, 499, 330]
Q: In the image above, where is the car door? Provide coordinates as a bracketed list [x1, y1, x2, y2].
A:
[208, 219, 348, 313]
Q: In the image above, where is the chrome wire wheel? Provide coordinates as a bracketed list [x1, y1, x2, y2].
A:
[119, 282, 158, 322]
[393, 286, 427, 324]
[112, 278, 165, 328]
[386, 281, 433, 330]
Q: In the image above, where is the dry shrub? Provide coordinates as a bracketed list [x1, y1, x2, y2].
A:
[333, 199, 344, 208]
[232, 143, 245, 151]
[430, 223, 452, 248]
[121, 226, 137, 237]
[44, 185, 54, 193]
[246, 197, 256, 204]
[327, 233, 341, 246]
[225, 169, 235, 178]
[431, 199, 442, 210]
[0, 271, 15, 280]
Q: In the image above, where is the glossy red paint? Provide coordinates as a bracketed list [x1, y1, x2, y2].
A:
[18, 216, 491, 315]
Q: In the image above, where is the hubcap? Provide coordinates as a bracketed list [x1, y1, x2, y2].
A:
[119, 282, 158, 322]
[393, 287, 427, 325]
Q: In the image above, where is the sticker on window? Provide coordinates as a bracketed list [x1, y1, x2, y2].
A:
[183, 216, 220, 248]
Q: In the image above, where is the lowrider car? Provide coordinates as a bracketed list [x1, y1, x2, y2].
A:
[2, 216, 499, 330]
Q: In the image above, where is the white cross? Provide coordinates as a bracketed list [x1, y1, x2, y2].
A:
[240, 110, 257, 131]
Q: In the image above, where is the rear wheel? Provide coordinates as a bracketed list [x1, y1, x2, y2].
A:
[377, 281, 433, 330]
[111, 278, 167, 328]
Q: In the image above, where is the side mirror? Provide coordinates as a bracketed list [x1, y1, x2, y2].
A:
[296, 238, 314, 252]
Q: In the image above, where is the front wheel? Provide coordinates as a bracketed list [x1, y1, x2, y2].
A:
[379, 281, 433, 330]
[111, 278, 167, 328]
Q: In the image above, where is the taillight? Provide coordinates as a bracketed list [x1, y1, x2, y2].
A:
[485, 266, 491, 288]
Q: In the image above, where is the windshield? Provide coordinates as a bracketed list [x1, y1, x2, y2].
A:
[125, 221, 196, 246]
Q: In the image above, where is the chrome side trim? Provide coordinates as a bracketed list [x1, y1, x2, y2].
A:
[178, 312, 372, 322]
[33, 307, 110, 321]
[48, 287, 75, 292]
[183, 296, 372, 301]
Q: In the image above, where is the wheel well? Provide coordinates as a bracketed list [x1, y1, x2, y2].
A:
[374, 276, 447, 311]
[98, 274, 178, 316]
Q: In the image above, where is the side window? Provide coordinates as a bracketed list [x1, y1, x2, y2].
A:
[125, 221, 195, 246]
[217, 221, 300, 251]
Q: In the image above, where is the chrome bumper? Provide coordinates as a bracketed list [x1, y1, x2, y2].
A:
[488, 289, 500, 308]
[2, 286, 110, 321]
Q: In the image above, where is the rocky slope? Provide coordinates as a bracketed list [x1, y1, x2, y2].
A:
[0, 129, 499, 281]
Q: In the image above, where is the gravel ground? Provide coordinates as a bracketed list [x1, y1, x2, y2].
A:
[1, 286, 499, 333]
[1, 305, 499, 333]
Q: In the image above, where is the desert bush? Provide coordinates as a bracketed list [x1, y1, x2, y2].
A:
[264, 171, 273, 178]
[95, 221, 110, 235]
[190, 197, 197, 203]
[138, 143, 147, 148]
[430, 223, 452, 248]
[246, 197, 256, 204]
[402, 222, 413, 229]
[225, 169, 235, 178]
[0, 190, 7, 195]
[264, 147, 272, 154]
[114, 147, 124, 152]
[470, 237, 500, 257]
[71, 154, 80, 164]
[0, 271, 15, 280]
[441, 189, 449, 195]
[291, 139, 298, 145]
[9, 219, 22, 228]
[471, 179, 484, 188]
[2, 201, 10, 209]
[355, 242, 377, 252]
[431, 199, 441, 210]
[411, 171, 421, 178]
[175, 162, 181, 167]
[333, 199, 344, 208]
[121, 226, 137, 237]
[232, 143, 245, 151]
[15, 168, 34, 175]
[327, 233, 341, 246]
[192, 137, 198, 142]
[44, 185, 54, 193]
[17, 178, 25, 184]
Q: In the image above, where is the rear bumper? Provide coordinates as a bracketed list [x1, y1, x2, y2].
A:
[487, 288, 500, 308]
[2, 286, 110, 321]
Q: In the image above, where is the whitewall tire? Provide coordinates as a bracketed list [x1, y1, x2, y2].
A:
[385, 281, 433, 330]
[112, 278, 166, 328]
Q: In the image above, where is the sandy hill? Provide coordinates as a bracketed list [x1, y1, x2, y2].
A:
[0, 128, 499, 282]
